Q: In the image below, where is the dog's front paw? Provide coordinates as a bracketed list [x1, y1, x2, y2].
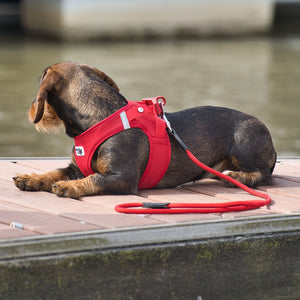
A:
[52, 181, 81, 199]
[13, 173, 49, 191]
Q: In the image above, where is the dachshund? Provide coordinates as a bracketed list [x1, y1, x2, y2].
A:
[13, 62, 277, 199]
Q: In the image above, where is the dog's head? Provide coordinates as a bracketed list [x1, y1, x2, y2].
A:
[29, 62, 124, 137]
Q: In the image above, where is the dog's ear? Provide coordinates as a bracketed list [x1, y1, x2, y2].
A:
[80, 64, 120, 92]
[32, 70, 61, 123]
[33, 88, 47, 123]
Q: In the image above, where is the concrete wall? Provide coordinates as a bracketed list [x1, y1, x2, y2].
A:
[1, 215, 299, 299]
[21, 0, 274, 40]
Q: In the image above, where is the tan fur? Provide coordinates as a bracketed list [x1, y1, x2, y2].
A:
[223, 171, 264, 187]
[29, 101, 64, 133]
[231, 156, 241, 169]
[30, 62, 119, 132]
[14, 169, 69, 192]
[94, 156, 110, 174]
[52, 177, 101, 199]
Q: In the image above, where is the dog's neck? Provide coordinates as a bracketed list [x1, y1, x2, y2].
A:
[54, 91, 128, 138]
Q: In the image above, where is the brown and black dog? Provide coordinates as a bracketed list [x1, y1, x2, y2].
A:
[13, 62, 276, 199]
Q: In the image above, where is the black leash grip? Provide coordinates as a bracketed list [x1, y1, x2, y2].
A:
[161, 112, 188, 151]
[170, 129, 188, 151]
[142, 202, 170, 209]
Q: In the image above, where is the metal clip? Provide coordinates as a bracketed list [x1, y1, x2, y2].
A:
[160, 107, 172, 131]
[142, 96, 166, 117]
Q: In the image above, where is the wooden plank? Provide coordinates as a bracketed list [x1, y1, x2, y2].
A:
[83, 194, 167, 227]
[273, 160, 300, 183]
[0, 201, 98, 236]
[0, 159, 300, 238]
[0, 223, 37, 239]
[267, 193, 300, 214]
[0, 160, 69, 181]
[137, 188, 223, 222]
[16, 159, 69, 172]
[258, 178, 300, 200]
[181, 179, 266, 201]
[157, 180, 274, 218]
[220, 208, 275, 219]
[0, 179, 162, 229]
[0, 160, 163, 229]
[138, 185, 273, 220]
[83, 194, 209, 225]
[0, 161, 38, 180]
[82, 194, 147, 207]
[139, 187, 220, 202]
[146, 212, 221, 223]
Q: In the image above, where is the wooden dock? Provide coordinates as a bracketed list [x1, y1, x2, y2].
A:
[0, 158, 299, 299]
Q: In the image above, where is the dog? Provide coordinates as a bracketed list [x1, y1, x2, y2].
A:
[13, 62, 277, 199]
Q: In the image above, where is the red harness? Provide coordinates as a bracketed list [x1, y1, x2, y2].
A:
[74, 97, 171, 189]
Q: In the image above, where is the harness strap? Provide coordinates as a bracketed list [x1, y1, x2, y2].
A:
[74, 97, 171, 189]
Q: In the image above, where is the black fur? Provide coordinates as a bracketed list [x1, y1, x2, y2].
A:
[13, 62, 277, 199]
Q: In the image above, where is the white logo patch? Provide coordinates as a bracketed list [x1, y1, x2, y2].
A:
[75, 146, 85, 156]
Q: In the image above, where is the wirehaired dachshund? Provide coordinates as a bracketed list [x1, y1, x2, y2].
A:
[13, 62, 277, 199]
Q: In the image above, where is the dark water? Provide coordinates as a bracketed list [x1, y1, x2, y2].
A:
[0, 36, 299, 157]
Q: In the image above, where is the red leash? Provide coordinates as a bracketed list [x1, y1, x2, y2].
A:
[115, 99, 271, 214]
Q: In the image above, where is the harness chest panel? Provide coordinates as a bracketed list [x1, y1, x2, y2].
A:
[74, 99, 171, 189]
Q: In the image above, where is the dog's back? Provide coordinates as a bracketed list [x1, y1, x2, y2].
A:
[157, 106, 276, 188]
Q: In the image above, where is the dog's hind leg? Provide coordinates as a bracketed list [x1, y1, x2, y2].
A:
[204, 160, 269, 187]
[217, 148, 276, 188]
[218, 118, 277, 188]
[222, 169, 273, 187]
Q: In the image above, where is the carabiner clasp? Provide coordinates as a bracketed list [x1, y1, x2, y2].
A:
[142, 96, 166, 117]
[142, 96, 166, 106]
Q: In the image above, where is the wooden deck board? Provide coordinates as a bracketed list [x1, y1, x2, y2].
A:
[0, 179, 163, 230]
[258, 177, 300, 199]
[0, 158, 299, 239]
[181, 179, 262, 201]
[0, 223, 37, 239]
[0, 200, 98, 235]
